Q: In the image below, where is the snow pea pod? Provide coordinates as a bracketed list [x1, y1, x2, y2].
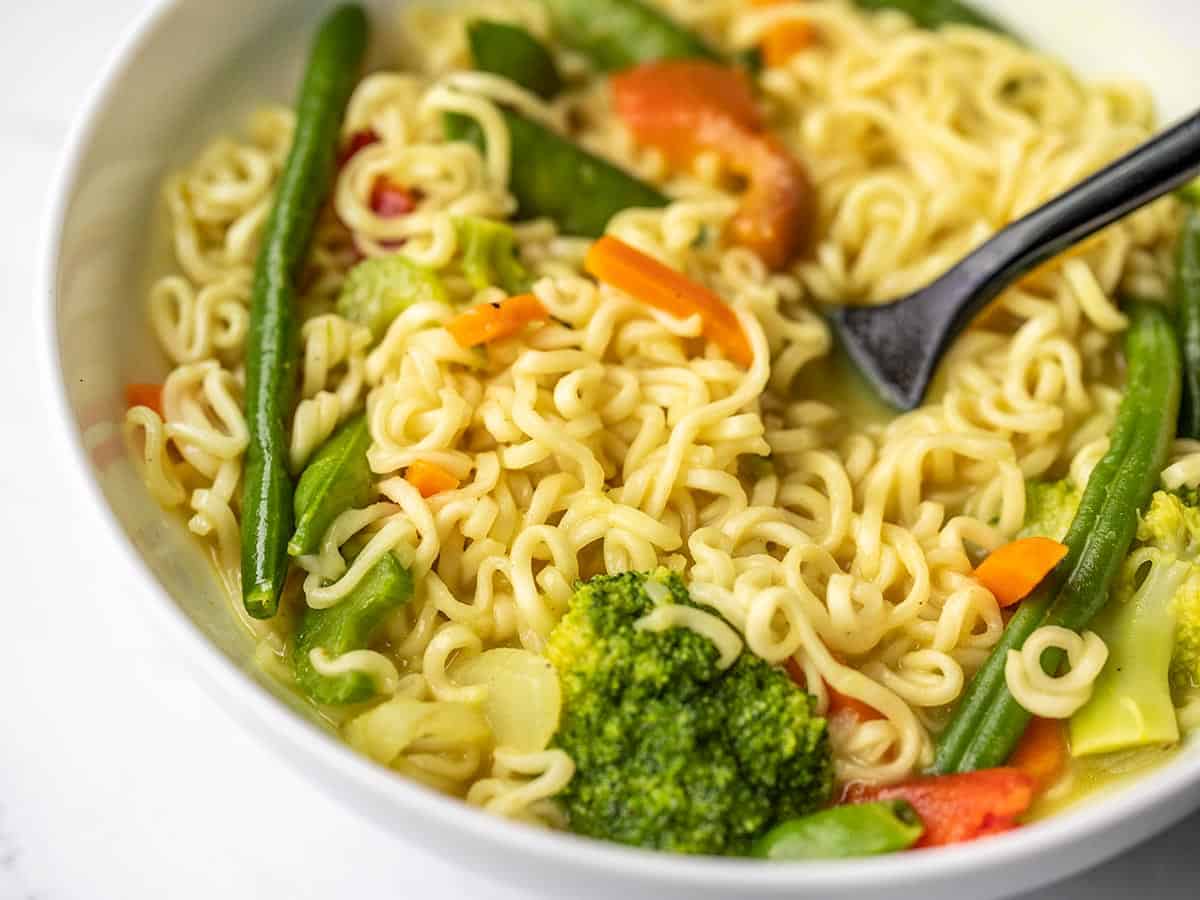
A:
[291, 554, 414, 705]
[540, 0, 719, 71]
[467, 19, 562, 99]
[289, 413, 374, 557]
[241, 5, 368, 618]
[934, 302, 1181, 773]
[446, 21, 667, 237]
[853, 0, 1013, 35]
[752, 801, 924, 860]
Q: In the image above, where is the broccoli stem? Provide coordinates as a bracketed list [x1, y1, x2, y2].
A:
[453, 216, 532, 294]
[1070, 558, 1187, 755]
[335, 255, 448, 340]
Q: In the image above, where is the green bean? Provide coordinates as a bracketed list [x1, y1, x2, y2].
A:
[539, 0, 719, 71]
[1176, 208, 1200, 438]
[289, 414, 375, 557]
[445, 23, 668, 237]
[853, 0, 1014, 35]
[241, 5, 368, 619]
[291, 553, 414, 705]
[752, 801, 924, 860]
[933, 302, 1181, 773]
[467, 20, 562, 100]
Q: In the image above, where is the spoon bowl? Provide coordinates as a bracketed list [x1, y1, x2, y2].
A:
[833, 108, 1200, 410]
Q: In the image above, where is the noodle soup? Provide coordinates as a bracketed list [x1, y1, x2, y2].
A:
[121, 0, 1200, 859]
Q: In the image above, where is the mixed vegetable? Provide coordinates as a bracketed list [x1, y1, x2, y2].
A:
[540, 0, 722, 70]
[1071, 492, 1200, 754]
[935, 302, 1182, 774]
[610, 59, 814, 268]
[122, 0, 1200, 863]
[443, 19, 668, 238]
[240, 4, 368, 618]
[547, 570, 833, 855]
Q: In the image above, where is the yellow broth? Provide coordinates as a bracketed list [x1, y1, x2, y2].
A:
[1029, 744, 1181, 821]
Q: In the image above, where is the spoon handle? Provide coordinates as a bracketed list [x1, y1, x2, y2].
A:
[944, 108, 1200, 334]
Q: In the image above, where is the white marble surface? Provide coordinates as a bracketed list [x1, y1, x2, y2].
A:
[4, 2, 1200, 898]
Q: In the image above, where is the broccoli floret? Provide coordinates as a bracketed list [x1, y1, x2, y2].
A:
[1140, 492, 1200, 690]
[336, 255, 448, 339]
[546, 570, 833, 856]
[1178, 176, 1200, 206]
[1018, 478, 1082, 541]
[1071, 491, 1200, 755]
[453, 216, 531, 295]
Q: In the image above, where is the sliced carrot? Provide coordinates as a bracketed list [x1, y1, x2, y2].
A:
[761, 21, 815, 68]
[446, 293, 549, 348]
[406, 460, 461, 498]
[751, 0, 816, 67]
[973, 536, 1068, 608]
[584, 235, 753, 366]
[844, 768, 1036, 848]
[610, 59, 813, 269]
[124, 383, 164, 416]
[1009, 717, 1067, 790]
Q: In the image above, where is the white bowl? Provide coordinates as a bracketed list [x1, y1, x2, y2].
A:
[40, 1, 1200, 897]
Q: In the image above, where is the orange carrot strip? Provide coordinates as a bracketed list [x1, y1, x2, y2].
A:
[584, 235, 753, 367]
[124, 383, 164, 416]
[610, 60, 813, 269]
[973, 536, 1068, 608]
[844, 768, 1036, 848]
[1009, 717, 1067, 790]
[751, 0, 816, 67]
[446, 293, 549, 348]
[761, 21, 815, 67]
[405, 460, 460, 498]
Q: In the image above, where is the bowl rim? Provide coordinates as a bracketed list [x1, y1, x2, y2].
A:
[38, 0, 1200, 892]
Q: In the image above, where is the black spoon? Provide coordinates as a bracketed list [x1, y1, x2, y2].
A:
[831, 108, 1200, 411]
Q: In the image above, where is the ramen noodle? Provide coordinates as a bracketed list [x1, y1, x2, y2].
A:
[123, 0, 1200, 858]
